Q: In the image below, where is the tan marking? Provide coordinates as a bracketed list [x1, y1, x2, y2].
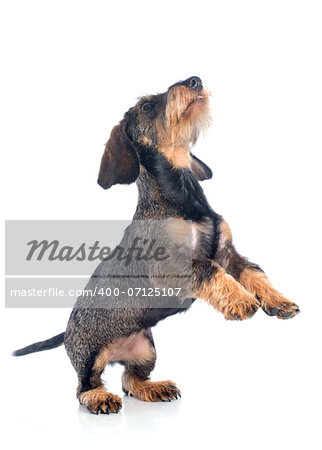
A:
[138, 135, 153, 146]
[191, 219, 214, 252]
[215, 221, 234, 269]
[164, 218, 214, 252]
[92, 349, 109, 373]
[239, 268, 300, 319]
[191, 226, 198, 250]
[122, 374, 180, 402]
[95, 331, 155, 366]
[219, 221, 232, 246]
[79, 387, 122, 414]
[193, 263, 259, 320]
[158, 145, 192, 169]
[164, 218, 191, 246]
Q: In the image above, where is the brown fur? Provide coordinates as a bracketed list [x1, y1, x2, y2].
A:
[138, 135, 153, 147]
[98, 124, 140, 189]
[158, 145, 192, 169]
[157, 85, 211, 148]
[219, 221, 233, 247]
[89, 331, 156, 394]
[239, 268, 299, 319]
[89, 352, 109, 391]
[192, 262, 259, 320]
[122, 373, 181, 402]
[79, 387, 122, 414]
[108, 331, 156, 364]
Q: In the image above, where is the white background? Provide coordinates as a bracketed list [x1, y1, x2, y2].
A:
[1, 1, 322, 449]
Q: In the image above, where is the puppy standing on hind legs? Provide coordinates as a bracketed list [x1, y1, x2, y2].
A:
[68, 326, 181, 414]
[13, 76, 300, 415]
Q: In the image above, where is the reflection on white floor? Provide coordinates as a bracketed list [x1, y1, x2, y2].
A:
[77, 395, 182, 433]
[4, 302, 322, 449]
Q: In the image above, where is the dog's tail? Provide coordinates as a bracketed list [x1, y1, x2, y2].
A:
[12, 332, 65, 356]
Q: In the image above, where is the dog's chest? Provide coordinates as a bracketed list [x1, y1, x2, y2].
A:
[191, 225, 199, 250]
[163, 217, 214, 259]
[191, 218, 214, 255]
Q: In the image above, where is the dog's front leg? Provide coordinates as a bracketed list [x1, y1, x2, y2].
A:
[215, 220, 300, 319]
[192, 259, 259, 320]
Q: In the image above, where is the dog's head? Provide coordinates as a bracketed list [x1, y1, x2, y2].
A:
[98, 76, 212, 189]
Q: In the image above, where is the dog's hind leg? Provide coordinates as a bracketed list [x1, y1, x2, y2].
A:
[77, 349, 122, 415]
[121, 329, 181, 402]
[64, 332, 122, 415]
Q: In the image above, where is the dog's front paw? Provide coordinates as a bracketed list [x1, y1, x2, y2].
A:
[238, 268, 300, 320]
[79, 387, 122, 414]
[208, 272, 260, 320]
[220, 292, 260, 320]
[260, 295, 300, 319]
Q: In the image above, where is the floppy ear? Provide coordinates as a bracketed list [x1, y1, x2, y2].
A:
[190, 154, 213, 181]
[97, 124, 140, 189]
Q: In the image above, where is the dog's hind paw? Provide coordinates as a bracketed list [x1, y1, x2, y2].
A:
[123, 378, 181, 402]
[79, 387, 122, 414]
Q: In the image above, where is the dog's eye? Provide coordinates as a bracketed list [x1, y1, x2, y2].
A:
[141, 102, 154, 113]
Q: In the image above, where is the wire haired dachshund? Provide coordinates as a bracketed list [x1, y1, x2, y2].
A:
[13, 76, 300, 415]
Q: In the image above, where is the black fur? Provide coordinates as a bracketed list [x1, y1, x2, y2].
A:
[13, 332, 65, 356]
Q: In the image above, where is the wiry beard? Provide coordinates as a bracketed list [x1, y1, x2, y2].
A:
[158, 85, 211, 147]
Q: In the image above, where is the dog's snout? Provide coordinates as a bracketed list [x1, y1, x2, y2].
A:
[168, 76, 203, 92]
[185, 76, 202, 90]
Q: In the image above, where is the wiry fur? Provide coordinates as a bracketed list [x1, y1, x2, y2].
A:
[13, 76, 299, 415]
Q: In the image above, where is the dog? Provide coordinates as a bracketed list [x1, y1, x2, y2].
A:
[13, 76, 300, 414]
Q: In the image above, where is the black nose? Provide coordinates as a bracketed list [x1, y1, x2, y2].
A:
[184, 76, 202, 90]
